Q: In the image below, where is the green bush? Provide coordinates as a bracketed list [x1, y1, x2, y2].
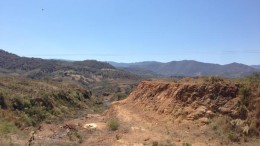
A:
[67, 131, 83, 143]
[240, 87, 250, 107]
[110, 92, 127, 101]
[182, 143, 191, 146]
[107, 119, 119, 131]
[0, 119, 19, 134]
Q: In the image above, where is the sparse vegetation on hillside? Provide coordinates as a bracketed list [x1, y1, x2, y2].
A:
[112, 75, 260, 144]
[0, 77, 93, 130]
[0, 50, 142, 88]
[0, 119, 19, 135]
[0, 49, 259, 145]
[207, 74, 260, 143]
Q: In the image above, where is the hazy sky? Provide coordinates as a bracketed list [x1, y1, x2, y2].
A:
[0, 0, 259, 65]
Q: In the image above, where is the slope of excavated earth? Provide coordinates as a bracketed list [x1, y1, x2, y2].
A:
[104, 79, 260, 146]
[115, 80, 240, 122]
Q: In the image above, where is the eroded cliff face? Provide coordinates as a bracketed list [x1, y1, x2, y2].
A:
[103, 79, 260, 145]
[123, 80, 241, 122]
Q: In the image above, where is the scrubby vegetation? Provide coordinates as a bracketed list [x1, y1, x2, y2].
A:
[0, 50, 259, 145]
[0, 77, 93, 132]
[110, 92, 128, 101]
[0, 119, 19, 134]
[209, 73, 260, 143]
[152, 141, 159, 146]
[0, 49, 141, 82]
[67, 130, 83, 143]
[107, 119, 119, 131]
[182, 143, 191, 146]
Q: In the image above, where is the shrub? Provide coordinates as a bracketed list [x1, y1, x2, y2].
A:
[116, 134, 120, 140]
[238, 104, 248, 119]
[182, 143, 191, 146]
[240, 87, 250, 107]
[12, 96, 27, 110]
[152, 141, 158, 146]
[107, 119, 119, 131]
[110, 92, 127, 101]
[212, 125, 218, 130]
[0, 93, 7, 109]
[25, 106, 48, 126]
[0, 119, 19, 134]
[227, 132, 239, 142]
[67, 131, 83, 143]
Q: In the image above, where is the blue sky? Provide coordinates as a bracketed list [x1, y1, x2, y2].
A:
[0, 0, 259, 65]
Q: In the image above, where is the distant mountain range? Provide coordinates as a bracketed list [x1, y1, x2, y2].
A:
[108, 61, 259, 78]
[1, 49, 258, 79]
[0, 49, 140, 85]
[251, 65, 260, 70]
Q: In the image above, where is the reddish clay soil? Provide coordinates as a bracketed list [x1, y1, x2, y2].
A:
[11, 80, 260, 146]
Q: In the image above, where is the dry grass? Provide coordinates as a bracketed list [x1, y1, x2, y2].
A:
[0, 77, 93, 130]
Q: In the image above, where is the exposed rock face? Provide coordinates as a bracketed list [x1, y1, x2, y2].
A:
[103, 79, 260, 145]
[124, 80, 240, 122]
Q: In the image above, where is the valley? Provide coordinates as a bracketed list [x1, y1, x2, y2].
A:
[1, 1, 259, 145]
[1, 75, 260, 145]
[0, 50, 259, 146]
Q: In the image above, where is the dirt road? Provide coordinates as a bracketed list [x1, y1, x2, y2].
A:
[26, 100, 259, 146]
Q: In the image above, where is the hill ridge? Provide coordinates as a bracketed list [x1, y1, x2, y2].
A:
[0, 49, 141, 82]
[109, 60, 258, 78]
